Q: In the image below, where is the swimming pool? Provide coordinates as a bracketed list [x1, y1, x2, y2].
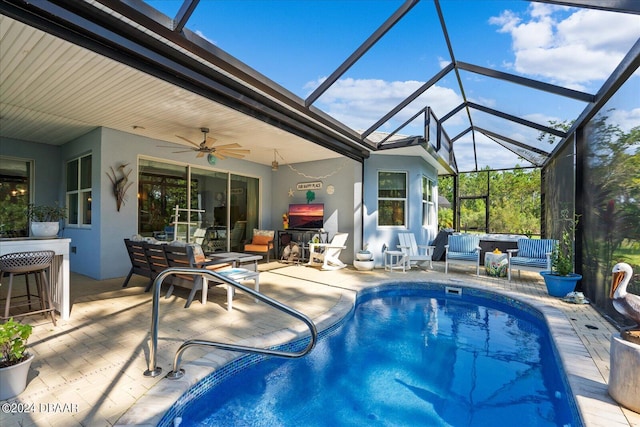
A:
[162, 283, 582, 426]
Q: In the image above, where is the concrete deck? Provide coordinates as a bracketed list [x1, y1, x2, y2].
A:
[1, 262, 639, 427]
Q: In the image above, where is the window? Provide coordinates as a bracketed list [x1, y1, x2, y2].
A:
[378, 171, 407, 227]
[66, 154, 92, 225]
[0, 157, 31, 237]
[422, 176, 435, 227]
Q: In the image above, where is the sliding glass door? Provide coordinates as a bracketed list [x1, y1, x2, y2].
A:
[138, 158, 259, 251]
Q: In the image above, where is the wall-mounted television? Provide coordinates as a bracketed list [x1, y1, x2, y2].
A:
[288, 203, 324, 229]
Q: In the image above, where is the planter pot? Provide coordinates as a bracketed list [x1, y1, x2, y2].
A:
[30, 222, 59, 238]
[0, 353, 34, 400]
[356, 252, 373, 261]
[540, 271, 582, 297]
[353, 260, 375, 271]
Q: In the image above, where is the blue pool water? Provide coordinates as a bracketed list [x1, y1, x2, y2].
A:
[171, 285, 581, 426]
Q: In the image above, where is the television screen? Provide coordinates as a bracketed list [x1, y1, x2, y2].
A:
[288, 203, 324, 229]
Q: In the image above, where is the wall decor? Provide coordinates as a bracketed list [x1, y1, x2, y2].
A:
[306, 190, 316, 203]
[326, 185, 335, 195]
[297, 181, 322, 191]
[106, 163, 133, 211]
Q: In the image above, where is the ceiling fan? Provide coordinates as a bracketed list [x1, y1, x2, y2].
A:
[163, 127, 250, 159]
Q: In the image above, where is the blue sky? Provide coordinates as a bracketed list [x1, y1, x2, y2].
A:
[146, 1, 640, 171]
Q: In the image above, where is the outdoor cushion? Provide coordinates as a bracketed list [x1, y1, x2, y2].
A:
[252, 234, 272, 245]
[448, 234, 480, 253]
[510, 256, 548, 268]
[517, 239, 556, 259]
[447, 252, 479, 261]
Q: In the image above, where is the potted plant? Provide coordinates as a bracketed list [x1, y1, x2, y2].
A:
[356, 243, 373, 261]
[25, 202, 67, 237]
[540, 215, 582, 297]
[0, 318, 34, 400]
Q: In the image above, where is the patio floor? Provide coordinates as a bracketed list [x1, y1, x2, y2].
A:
[1, 262, 639, 427]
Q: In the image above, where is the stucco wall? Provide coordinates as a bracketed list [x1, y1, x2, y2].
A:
[363, 154, 439, 267]
[271, 157, 362, 264]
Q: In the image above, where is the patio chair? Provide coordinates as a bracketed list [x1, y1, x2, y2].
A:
[445, 234, 481, 275]
[122, 238, 151, 288]
[188, 243, 260, 311]
[397, 233, 435, 269]
[193, 227, 207, 245]
[163, 242, 225, 308]
[307, 232, 349, 270]
[507, 238, 556, 281]
[244, 229, 275, 263]
[143, 242, 170, 292]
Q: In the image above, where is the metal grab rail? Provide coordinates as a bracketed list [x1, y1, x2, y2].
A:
[144, 267, 318, 379]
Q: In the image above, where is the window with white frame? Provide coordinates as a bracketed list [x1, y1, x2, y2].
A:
[378, 171, 407, 227]
[422, 176, 435, 227]
[66, 154, 92, 226]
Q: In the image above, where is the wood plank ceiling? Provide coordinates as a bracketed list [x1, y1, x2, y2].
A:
[0, 15, 344, 167]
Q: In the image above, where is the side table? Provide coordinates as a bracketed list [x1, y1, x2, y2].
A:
[384, 250, 407, 272]
[485, 252, 508, 277]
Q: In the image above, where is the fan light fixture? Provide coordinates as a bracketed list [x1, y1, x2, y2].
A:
[272, 150, 279, 171]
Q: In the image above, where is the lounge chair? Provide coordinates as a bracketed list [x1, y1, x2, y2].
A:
[507, 238, 556, 281]
[397, 233, 434, 269]
[445, 234, 481, 275]
[307, 232, 349, 270]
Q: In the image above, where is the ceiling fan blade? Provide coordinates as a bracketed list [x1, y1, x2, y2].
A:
[203, 136, 217, 149]
[211, 143, 241, 150]
[211, 152, 226, 160]
[196, 151, 205, 158]
[172, 149, 196, 153]
[175, 135, 201, 148]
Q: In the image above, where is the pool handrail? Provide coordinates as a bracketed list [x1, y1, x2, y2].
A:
[144, 266, 318, 379]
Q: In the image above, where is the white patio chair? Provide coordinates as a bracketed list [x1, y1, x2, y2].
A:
[307, 232, 349, 270]
[397, 233, 434, 269]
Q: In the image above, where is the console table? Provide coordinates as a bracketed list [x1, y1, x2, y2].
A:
[0, 237, 71, 320]
[277, 229, 328, 262]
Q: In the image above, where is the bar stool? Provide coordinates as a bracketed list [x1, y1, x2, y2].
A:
[0, 250, 57, 325]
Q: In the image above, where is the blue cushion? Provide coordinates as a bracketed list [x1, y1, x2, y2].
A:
[517, 239, 556, 259]
[448, 235, 480, 253]
[510, 256, 548, 269]
[448, 252, 478, 262]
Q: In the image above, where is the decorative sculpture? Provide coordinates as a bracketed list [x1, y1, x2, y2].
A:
[610, 262, 640, 341]
[106, 163, 133, 211]
[608, 262, 640, 413]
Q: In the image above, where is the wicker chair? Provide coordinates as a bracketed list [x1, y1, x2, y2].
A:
[0, 250, 57, 325]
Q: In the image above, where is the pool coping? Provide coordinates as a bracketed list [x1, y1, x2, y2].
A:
[115, 277, 630, 427]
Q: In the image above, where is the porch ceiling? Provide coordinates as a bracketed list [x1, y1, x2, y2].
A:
[0, 15, 345, 167]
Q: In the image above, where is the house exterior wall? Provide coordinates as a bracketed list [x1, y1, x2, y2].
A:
[270, 157, 362, 264]
[93, 127, 274, 280]
[363, 153, 439, 267]
[2, 127, 275, 280]
[2, 130, 442, 277]
[0, 137, 62, 206]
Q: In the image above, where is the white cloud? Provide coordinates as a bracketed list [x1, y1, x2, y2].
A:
[195, 30, 217, 46]
[305, 77, 464, 132]
[490, 5, 640, 90]
[608, 107, 640, 134]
